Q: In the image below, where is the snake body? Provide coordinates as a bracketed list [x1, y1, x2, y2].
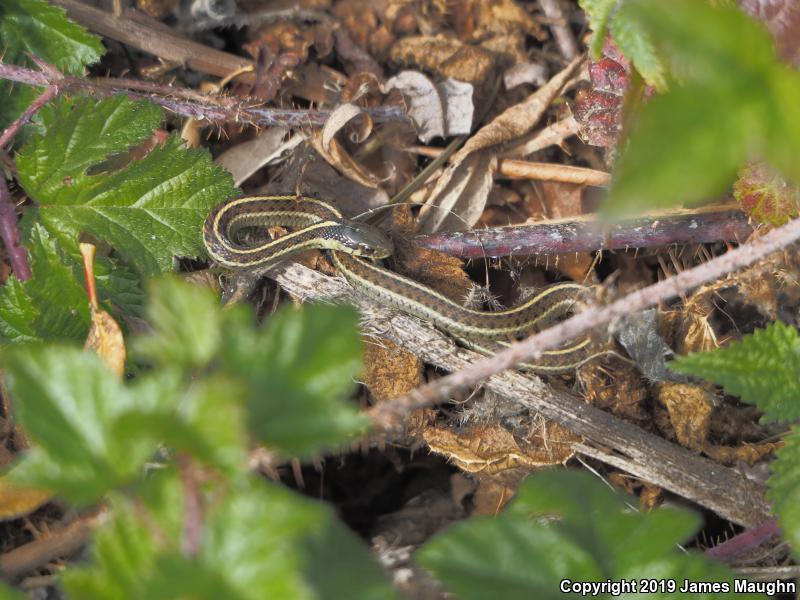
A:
[203, 195, 597, 373]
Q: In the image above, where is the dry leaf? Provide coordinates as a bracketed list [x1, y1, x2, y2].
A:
[383, 71, 474, 142]
[215, 127, 299, 186]
[504, 61, 549, 90]
[418, 55, 583, 232]
[418, 151, 497, 233]
[390, 35, 496, 86]
[656, 383, 714, 451]
[0, 477, 51, 521]
[423, 423, 575, 475]
[81, 244, 126, 379]
[703, 441, 781, 466]
[362, 338, 423, 403]
[310, 104, 383, 188]
[279, 151, 391, 217]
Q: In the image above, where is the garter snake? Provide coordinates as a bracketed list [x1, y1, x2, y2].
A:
[203, 195, 598, 373]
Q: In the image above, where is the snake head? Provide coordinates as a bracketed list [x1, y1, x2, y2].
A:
[337, 221, 394, 259]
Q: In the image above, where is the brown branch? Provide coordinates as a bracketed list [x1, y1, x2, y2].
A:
[0, 509, 105, 579]
[414, 207, 754, 257]
[407, 145, 610, 186]
[0, 61, 408, 128]
[50, 0, 255, 81]
[372, 216, 800, 424]
[271, 262, 770, 527]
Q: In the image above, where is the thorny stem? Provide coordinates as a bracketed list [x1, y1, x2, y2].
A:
[0, 85, 58, 150]
[705, 519, 781, 561]
[0, 178, 31, 281]
[415, 208, 754, 257]
[370, 216, 800, 426]
[0, 60, 410, 128]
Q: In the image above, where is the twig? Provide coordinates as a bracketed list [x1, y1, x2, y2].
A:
[0, 61, 409, 128]
[407, 145, 610, 186]
[371, 216, 800, 424]
[539, 0, 579, 60]
[0, 178, 31, 281]
[178, 455, 202, 558]
[0, 509, 105, 578]
[414, 207, 754, 257]
[270, 261, 770, 527]
[50, 0, 254, 81]
[0, 86, 58, 150]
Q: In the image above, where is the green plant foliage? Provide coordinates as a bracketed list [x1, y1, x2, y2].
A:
[112, 375, 248, 474]
[63, 471, 396, 599]
[2, 346, 179, 504]
[599, 1, 800, 215]
[0, 223, 90, 343]
[670, 322, 800, 423]
[136, 276, 368, 457]
[134, 275, 222, 372]
[580, 0, 666, 90]
[671, 322, 800, 560]
[17, 95, 237, 277]
[417, 471, 753, 600]
[221, 303, 369, 457]
[768, 427, 800, 559]
[0, 0, 104, 131]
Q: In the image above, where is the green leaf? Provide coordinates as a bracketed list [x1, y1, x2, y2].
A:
[65, 474, 395, 600]
[606, 84, 751, 214]
[2, 346, 176, 504]
[221, 304, 369, 457]
[769, 427, 800, 559]
[113, 375, 247, 473]
[62, 471, 183, 599]
[0, 223, 90, 343]
[0, 0, 104, 132]
[578, 0, 616, 57]
[578, 0, 666, 90]
[17, 95, 237, 276]
[603, 0, 800, 215]
[670, 322, 800, 423]
[134, 275, 222, 372]
[418, 471, 752, 600]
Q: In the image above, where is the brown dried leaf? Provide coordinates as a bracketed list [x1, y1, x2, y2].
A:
[80, 244, 125, 378]
[392, 216, 473, 301]
[280, 151, 391, 217]
[423, 422, 575, 475]
[0, 477, 51, 521]
[581, 358, 648, 423]
[390, 35, 496, 86]
[362, 338, 423, 404]
[702, 441, 781, 467]
[310, 108, 382, 188]
[383, 71, 474, 142]
[639, 482, 664, 511]
[85, 307, 126, 380]
[215, 127, 295, 186]
[656, 383, 714, 451]
[418, 151, 497, 233]
[418, 55, 583, 232]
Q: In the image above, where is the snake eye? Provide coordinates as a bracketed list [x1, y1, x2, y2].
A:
[358, 242, 374, 255]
